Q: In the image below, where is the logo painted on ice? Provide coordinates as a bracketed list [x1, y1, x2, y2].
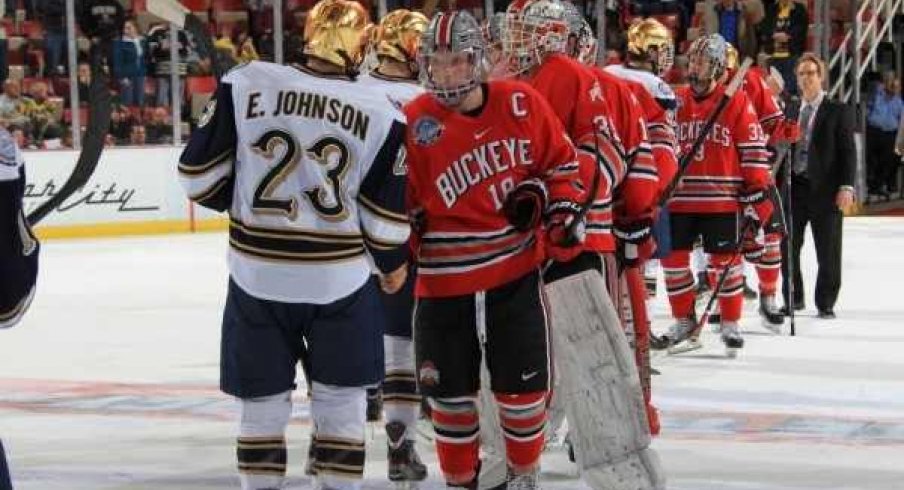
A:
[418, 361, 440, 387]
[414, 116, 443, 146]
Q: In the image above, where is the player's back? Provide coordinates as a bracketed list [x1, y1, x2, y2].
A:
[182, 61, 409, 304]
[604, 64, 677, 111]
[359, 71, 424, 108]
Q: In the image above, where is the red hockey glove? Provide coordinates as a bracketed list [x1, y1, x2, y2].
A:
[614, 213, 656, 267]
[545, 200, 585, 262]
[778, 119, 801, 144]
[503, 178, 548, 232]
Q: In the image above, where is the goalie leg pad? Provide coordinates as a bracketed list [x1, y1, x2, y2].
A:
[237, 390, 291, 489]
[544, 270, 666, 490]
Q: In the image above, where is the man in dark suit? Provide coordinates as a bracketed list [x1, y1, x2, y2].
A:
[780, 52, 857, 319]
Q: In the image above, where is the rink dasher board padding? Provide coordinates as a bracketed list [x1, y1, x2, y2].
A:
[545, 270, 666, 490]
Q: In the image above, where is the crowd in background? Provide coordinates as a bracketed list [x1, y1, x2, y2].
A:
[0, 0, 899, 197]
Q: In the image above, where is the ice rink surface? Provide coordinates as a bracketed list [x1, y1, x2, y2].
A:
[2, 217, 903, 489]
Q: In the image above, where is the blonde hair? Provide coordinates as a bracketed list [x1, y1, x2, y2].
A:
[795, 52, 826, 78]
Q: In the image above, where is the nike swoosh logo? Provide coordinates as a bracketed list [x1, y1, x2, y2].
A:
[521, 371, 539, 381]
[474, 127, 492, 140]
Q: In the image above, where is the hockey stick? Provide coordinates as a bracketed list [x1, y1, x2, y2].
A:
[657, 58, 754, 209]
[27, 42, 113, 225]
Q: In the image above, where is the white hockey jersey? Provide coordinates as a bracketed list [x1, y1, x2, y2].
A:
[178, 61, 410, 304]
[359, 71, 425, 110]
[603, 64, 677, 112]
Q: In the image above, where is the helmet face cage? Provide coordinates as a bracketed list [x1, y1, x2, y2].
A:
[687, 34, 727, 94]
[502, 0, 568, 76]
[419, 11, 486, 106]
[576, 20, 597, 66]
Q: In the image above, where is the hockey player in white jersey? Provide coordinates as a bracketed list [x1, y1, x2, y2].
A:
[0, 125, 37, 489]
[177, 1, 410, 488]
[360, 8, 430, 488]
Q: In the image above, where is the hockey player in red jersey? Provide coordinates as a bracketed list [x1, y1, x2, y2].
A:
[404, 10, 586, 489]
[661, 33, 774, 355]
[498, 1, 667, 488]
[559, 3, 663, 436]
[726, 44, 800, 332]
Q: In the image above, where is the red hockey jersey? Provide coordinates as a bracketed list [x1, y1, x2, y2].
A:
[732, 67, 784, 137]
[590, 67, 659, 218]
[672, 84, 772, 214]
[404, 80, 584, 298]
[525, 54, 626, 252]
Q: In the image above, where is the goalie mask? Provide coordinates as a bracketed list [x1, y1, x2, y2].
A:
[560, 1, 595, 63]
[626, 17, 675, 77]
[304, 0, 370, 71]
[372, 9, 429, 75]
[687, 33, 728, 96]
[503, 0, 569, 76]
[419, 11, 486, 107]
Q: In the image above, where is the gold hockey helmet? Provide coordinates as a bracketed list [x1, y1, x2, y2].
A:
[373, 9, 428, 64]
[304, 0, 370, 69]
[725, 43, 739, 71]
[626, 17, 674, 76]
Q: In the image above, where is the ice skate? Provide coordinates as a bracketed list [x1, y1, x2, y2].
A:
[665, 314, 702, 354]
[759, 294, 784, 334]
[721, 321, 744, 358]
[386, 421, 427, 488]
[506, 466, 540, 490]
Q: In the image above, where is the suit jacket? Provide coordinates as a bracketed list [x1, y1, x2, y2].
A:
[783, 96, 857, 212]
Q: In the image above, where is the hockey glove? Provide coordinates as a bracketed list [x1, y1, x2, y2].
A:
[614, 213, 656, 267]
[739, 187, 774, 228]
[544, 200, 585, 262]
[771, 119, 801, 145]
[503, 178, 548, 232]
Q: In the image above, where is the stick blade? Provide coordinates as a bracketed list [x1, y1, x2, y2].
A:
[147, 0, 190, 28]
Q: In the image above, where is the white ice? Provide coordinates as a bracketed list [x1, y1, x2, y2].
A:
[1, 217, 903, 489]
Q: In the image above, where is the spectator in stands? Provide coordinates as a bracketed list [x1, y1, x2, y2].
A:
[235, 29, 260, 64]
[129, 124, 146, 146]
[113, 19, 148, 107]
[108, 104, 133, 144]
[78, 0, 125, 67]
[145, 106, 173, 145]
[146, 22, 191, 107]
[702, 0, 764, 58]
[284, 7, 307, 65]
[77, 61, 91, 103]
[759, 0, 808, 95]
[255, 29, 275, 62]
[23, 81, 62, 148]
[0, 79, 30, 131]
[866, 71, 904, 197]
[36, 0, 67, 77]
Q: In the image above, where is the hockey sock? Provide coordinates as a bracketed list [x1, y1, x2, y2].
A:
[311, 382, 366, 490]
[383, 335, 420, 441]
[430, 396, 480, 485]
[755, 233, 782, 296]
[495, 391, 548, 474]
[709, 253, 744, 321]
[662, 251, 695, 319]
[237, 391, 291, 490]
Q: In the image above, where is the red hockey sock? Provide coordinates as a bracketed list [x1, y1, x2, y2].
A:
[710, 253, 743, 321]
[495, 391, 548, 473]
[662, 251, 695, 318]
[430, 396, 479, 485]
[756, 233, 782, 296]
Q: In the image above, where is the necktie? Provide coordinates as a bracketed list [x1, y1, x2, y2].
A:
[794, 103, 814, 176]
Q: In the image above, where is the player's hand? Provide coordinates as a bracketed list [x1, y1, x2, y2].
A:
[545, 200, 585, 262]
[614, 214, 656, 267]
[777, 120, 801, 144]
[379, 264, 408, 294]
[503, 178, 547, 232]
[739, 187, 773, 226]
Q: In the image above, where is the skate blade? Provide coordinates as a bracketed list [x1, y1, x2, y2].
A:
[668, 338, 703, 355]
[726, 347, 740, 358]
[761, 320, 783, 335]
[391, 481, 420, 489]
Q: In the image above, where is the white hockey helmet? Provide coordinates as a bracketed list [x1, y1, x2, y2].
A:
[502, 0, 569, 76]
[419, 11, 486, 106]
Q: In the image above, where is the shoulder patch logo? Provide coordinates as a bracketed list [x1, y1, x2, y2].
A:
[414, 116, 443, 146]
[198, 98, 217, 129]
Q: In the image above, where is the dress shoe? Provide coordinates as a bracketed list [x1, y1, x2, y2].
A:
[817, 309, 836, 319]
